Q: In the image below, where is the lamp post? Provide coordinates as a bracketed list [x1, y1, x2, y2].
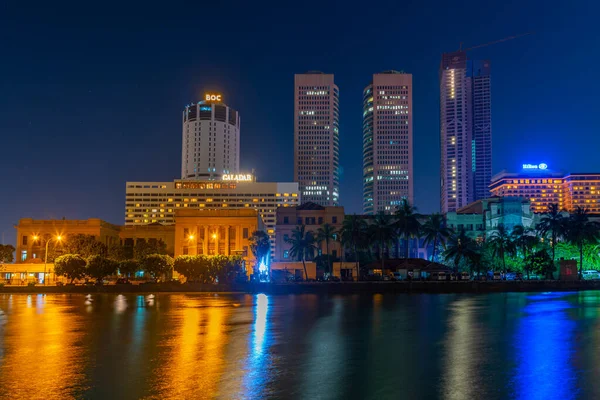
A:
[187, 234, 197, 255]
[212, 233, 218, 255]
[42, 235, 62, 285]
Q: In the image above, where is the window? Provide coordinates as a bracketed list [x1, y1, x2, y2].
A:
[22, 236, 27, 246]
[243, 228, 249, 239]
[318, 217, 323, 224]
[21, 251, 27, 262]
[332, 216, 338, 224]
[283, 250, 289, 259]
[183, 246, 189, 255]
[297, 217, 302, 225]
[284, 216, 289, 224]
[284, 234, 289, 242]
[332, 250, 337, 258]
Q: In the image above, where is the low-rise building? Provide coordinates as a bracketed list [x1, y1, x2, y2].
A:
[273, 202, 345, 262]
[446, 197, 537, 239]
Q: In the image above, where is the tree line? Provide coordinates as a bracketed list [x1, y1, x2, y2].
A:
[284, 201, 600, 280]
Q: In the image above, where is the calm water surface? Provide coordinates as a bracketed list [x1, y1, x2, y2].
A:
[0, 291, 599, 399]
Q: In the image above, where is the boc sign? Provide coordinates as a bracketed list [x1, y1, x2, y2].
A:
[523, 163, 548, 170]
[205, 93, 222, 102]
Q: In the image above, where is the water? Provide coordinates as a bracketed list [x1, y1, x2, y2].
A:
[0, 292, 599, 399]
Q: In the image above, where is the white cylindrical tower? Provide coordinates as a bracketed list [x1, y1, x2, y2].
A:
[181, 94, 240, 180]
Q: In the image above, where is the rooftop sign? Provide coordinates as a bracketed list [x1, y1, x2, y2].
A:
[222, 174, 253, 182]
[523, 163, 548, 170]
[205, 93, 222, 102]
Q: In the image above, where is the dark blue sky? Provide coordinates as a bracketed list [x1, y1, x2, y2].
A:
[1, 1, 599, 245]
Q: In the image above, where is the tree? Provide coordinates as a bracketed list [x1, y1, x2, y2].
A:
[285, 225, 318, 280]
[174, 255, 212, 283]
[512, 225, 538, 279]
[525, 248, 554, 278]
[368, 212, 396, 272]
[86, 255, 118, 283]
[119, 259, 140, 277]
[107, 243, 128, 262]
[316, 223, 337, 274]
[443, 229, 476, 273]
[395, 199, 421, 258]
[565, 207, 600, 279]
[249, 230, 271, 277]
[421, 213, 451, 261]
[142, 254, 174, 281]
[488, 224, 516, 272]
[340, 215, 368, 280]
[54, 254, 87, 283]
[63, 234, 108, 258]
[212, 255, 244, 284]
[0, 244, 15, 263]
[537, 203, 567, 273]
[134, 239, 168, 260]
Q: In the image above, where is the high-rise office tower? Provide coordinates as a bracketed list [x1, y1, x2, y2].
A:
[362, 71, 413, 214]
[294, 72, 340, 206]
[440, 51, 491, 213]
[181, 93, 240, 180]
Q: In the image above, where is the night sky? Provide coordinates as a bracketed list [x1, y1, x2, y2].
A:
[1, 1, 599, 246]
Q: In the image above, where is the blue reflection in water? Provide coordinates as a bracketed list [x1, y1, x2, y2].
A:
[514, 293, 576, 400]
[242, 293, 271, 398]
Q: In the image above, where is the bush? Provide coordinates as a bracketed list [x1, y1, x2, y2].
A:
[142, 254, 174, 281]
[54, 254, 87, 283]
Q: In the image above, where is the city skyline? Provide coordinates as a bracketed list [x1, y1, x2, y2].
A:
[2, 1, 598, 247]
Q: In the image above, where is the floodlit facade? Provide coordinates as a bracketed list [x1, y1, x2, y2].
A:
[181, 94, 240, 180]
[294, 72, 340, 206]
[440, 51, 492, 212]
[362, 71, 413, 214]
[124, 179, 299, 254]
[489, 168, 600, 213]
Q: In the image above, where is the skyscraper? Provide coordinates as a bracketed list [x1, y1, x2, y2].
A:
[294, 72, 340, 206]
[362, 71, 413, 214]
[181, 93, 240, 180]
[440, 51, 491, 213]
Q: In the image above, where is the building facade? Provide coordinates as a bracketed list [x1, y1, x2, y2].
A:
[14, 218, 121, 263]
[174, 209, 263, 272]
[490, 168, 600, 213]
[273, 202, 344, 262]
[445, 197, 537, 240]
[362, 71, 413, 214]
[125, 178, 299, 255]
[181, 94, 240, 180]
[294, 72, 340, 206]
[440, 51, 492, 213]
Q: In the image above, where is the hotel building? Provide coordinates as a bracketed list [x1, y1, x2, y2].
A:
[294, 72, 340, 206]
[124, 178, 299, 254]
[489, 167, 600, 213]
[182, 94, 240, 180]
[362, 71, 413, 214]
[440, 51, 492, 213]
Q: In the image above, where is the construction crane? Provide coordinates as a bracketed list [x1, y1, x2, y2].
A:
[459, 32, 533, 52]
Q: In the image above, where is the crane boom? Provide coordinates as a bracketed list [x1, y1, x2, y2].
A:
[460, 32, 533, 52]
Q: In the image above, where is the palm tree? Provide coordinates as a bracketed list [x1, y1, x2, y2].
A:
[285, 225, 318, 280]
[316, 223, 337, 274]
[537, 203, 567, 273]
[421, 213, 451, 261]
[512, 225, 538, 279]
[368, 212, 397, 273]
[249, 230, 271, 278]
[395, 199, 421, 258]
[565, 207, 600, 279]
[340, 214, 368, 280]
[443, 228, 475, 273]
[487, 224, 516, 272]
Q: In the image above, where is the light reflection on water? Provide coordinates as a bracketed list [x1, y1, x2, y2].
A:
[1, 292, 600, 399]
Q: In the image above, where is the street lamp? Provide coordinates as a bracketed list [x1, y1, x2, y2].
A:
[44, 235, 62, 285]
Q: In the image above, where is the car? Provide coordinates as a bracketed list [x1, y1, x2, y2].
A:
[459, 272, 470, 280]
[116, 278, 132, 285]
[392, 272, 403, 281]
[583, 270, 600, 280]
[505, 272, 517, 281]
[491, 272, 502, 281]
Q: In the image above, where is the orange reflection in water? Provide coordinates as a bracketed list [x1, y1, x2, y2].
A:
[0, 294, 87, 399]
[150, 295, 234, 399]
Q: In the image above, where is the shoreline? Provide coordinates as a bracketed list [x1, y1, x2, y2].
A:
[1, 280, 600, 294]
